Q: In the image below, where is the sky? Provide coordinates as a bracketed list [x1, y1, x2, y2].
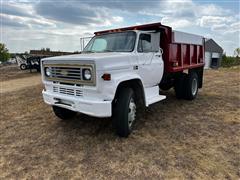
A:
[1, 0, 240, 55]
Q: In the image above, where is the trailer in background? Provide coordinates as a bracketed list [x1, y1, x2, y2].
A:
[16, 55, 48, 72]
[17, 50, 79, 73]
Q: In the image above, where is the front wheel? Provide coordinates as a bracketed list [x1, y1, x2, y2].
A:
[113, 87, 136, 137]
[52, 106, 77, 120]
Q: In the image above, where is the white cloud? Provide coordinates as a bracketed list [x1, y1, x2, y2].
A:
[2, 1, 35, 17]
[211, 24, 229, 31]
[2, 27, 92, 52]
[1, 13, 56, 28]
[101, 16, 123, 27]
[230, 22, 240, 33]
[210, 22, 240, 35]
[34, 1, 124, 27]
[161, 0, 195, 17]
[198, 4, 231, 16]
[198, 16, 235, 27]
[161, 17, 194, 29]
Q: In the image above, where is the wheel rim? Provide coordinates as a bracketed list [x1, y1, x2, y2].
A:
[21, 65, 26, 69]
[191, 78, 198, 96]
[128, 98, 136, 128]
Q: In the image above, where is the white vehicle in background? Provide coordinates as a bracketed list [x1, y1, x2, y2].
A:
[41, 23, 205, 137]
[16, 55, 42, 72]
[16, 55, 28, 70]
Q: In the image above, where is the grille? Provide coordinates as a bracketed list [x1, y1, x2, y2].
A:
[44, 64, 95, 85]
[53, 86, 58, 92]
[53, 86, 83, 97]
[76, 89, 83, 96]
[51, 67, 82, 80]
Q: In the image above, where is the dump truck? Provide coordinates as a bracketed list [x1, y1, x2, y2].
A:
[41, 22, 205, 137]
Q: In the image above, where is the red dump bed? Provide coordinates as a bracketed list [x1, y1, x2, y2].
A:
[95, 22, 205, 73]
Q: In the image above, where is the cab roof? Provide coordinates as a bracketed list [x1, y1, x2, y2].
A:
[94, 22, 171, 35]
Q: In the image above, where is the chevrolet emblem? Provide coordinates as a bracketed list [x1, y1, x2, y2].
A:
[60, 70, 68, 76]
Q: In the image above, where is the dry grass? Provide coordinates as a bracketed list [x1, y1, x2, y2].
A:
[0, 67, 240, 179]
[0, 65, 39, 81]
[1, 76, 41, 93]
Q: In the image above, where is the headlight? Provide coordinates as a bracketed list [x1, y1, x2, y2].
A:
[83, 68, 92, 80]
[45, 67, 52, 77]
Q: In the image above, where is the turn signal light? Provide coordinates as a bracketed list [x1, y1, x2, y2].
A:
[102, 73, 111, 81]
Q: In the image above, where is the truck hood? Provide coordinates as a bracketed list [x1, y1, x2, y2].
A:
[42, 52, 137, 71]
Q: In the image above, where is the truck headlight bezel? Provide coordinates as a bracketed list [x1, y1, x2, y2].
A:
[82, 68, 92, 80]
[45, 67, 52, 77]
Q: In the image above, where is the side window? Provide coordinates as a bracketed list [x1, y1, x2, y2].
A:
[138, 34, 152, 52]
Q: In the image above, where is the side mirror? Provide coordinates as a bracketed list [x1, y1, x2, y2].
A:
[159, 48, 163, 55]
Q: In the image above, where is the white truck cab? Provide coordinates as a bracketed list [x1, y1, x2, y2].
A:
[42, 30, 166, 137]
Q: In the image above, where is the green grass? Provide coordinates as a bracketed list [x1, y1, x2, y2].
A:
[221, 55, 240, 67]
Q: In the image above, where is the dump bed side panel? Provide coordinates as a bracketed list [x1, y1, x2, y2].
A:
[166, 31, 205, 72]
[173, 31, 203, 45]
[167, 43, 204, 72]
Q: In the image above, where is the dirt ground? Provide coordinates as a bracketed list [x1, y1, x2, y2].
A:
[0, 65, 39, 81]
[0, 66, 240, 179]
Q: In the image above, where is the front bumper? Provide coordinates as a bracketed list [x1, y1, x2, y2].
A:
[42, 90, 112, 118]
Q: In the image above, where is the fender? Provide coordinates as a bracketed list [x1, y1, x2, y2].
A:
[100, 71, 147, 105]
[112, 72, 143, 87]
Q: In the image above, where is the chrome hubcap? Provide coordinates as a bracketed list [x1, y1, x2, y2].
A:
[128, 98, 136, 128]
[192, 78, 198, 96]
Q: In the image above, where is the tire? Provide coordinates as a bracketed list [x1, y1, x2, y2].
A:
[20, 64, 27, 70]
[174, 73, 187, 99]
[113, 87, 136, 137]
[52, 106, 77, 120]
[184, 72, 199, 100]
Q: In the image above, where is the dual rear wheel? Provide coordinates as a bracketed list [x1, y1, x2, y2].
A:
[174, 72, 199, 100]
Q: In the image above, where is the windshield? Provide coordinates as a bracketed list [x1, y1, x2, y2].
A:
[83, 31, 136, 53]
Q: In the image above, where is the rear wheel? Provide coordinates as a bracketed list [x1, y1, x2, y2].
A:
[113, 87, 136, 137]
[52, 106, 77, 120]
[184, 72, 199, 100]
